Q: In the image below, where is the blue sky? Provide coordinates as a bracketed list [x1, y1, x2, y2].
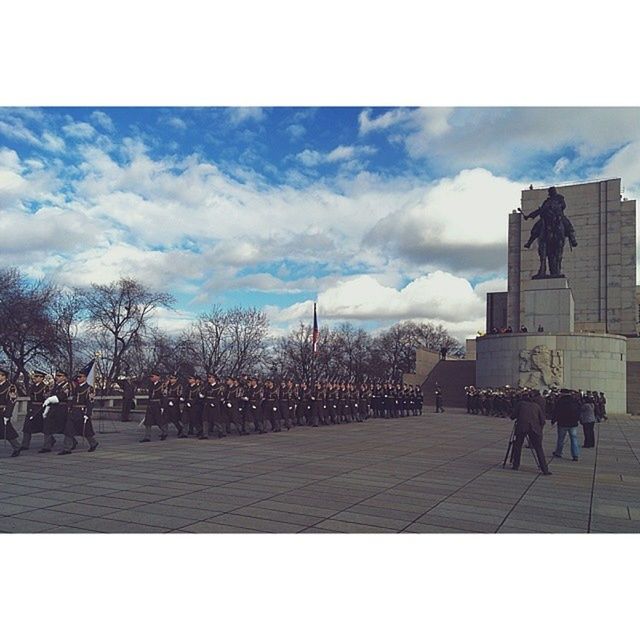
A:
[1, 106, 640, 340]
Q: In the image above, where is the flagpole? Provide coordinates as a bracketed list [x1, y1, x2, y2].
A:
[311, 302, 317, 390]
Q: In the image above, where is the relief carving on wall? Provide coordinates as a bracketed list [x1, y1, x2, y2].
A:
[518, 345, 563, 390]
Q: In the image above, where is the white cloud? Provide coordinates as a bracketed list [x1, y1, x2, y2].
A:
[62, 121, 96, 139]
[286, 123, 305, 139]
[268, 270, 495, 341]
[366, 168, 523, 273]
[90, 111, 115, 132]
[228, 107, 266, 125]
[296, 144, 376, 167]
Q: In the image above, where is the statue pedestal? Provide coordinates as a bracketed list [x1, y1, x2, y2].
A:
[522, 277, 574, 333]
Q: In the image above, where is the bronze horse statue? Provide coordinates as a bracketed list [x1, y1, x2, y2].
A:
[523, 186, 577, 279]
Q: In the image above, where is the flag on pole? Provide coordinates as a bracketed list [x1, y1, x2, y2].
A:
[312, 303, 319, 354]
[79, 359, 96, 387]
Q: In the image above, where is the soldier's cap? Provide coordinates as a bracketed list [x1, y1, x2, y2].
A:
[206, 371, 217, 378]
[150, 370, 161, 377]
[194, 374, 202, 381]
[55, 369, 68, 377]
[0, 367, 8, 376]
[187, 373, 197, 379]
[32, 370, 46, 377]
[75, 371, 87, 378]
[169, 371, 179, 378]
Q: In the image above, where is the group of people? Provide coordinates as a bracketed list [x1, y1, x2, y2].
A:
[489, 385, 607, 475]
[488, 325, 544, 335]
[466, 385, 607, 425]
[136, 372, 424, 441]
[1, 367, 426, 455]
[1, 367, 99, 458]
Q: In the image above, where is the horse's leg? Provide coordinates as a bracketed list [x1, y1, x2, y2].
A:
[535, 240, 547, 278]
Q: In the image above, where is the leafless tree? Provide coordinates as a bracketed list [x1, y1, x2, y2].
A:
[84, 277, 174, 387]
[0, 268, 58, 390]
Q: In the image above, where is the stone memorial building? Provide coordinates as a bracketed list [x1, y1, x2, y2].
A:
[476, 178, 638, 414]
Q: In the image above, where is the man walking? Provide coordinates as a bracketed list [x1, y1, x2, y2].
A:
[434, 383, 444, 413]
[58, 369, 99, 455]
[20, 370, 49, 451]
[0, 368, 21, 457]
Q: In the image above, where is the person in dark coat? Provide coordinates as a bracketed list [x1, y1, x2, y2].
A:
[120, 376, 135, 422]
[40, 370, 73, 453]
[0, 368, 21, 457]
[510, 392, 551, 474]
[552, 389, 581, 461]
[20, 370, 49, 451]
[140, 371, 168, 442]
[434, 383, 444, 413]
[580, 394, 596, 448]
[58, 370, 99, 454]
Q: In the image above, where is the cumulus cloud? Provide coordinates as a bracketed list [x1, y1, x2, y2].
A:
[90, 111, 115, 132]
[359, 107, 640, 173]
[286, 123, 306, 140]
[268, 270, 495, 341]
[62, 121, 96, 139]
[296, 144, 376, 167]
[228, 107, 266, 125]
[365, 168, 523, 273]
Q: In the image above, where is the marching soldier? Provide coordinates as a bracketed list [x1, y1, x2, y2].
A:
[200, 372, 225, 439]
[0, 368, 21, 457]
[58, 369, 99, 454]
[245, 377, 264, 434]
[278, 380, 295, 431]
[434, 383, 444, 413]
[261, 379, 281, 432]
[182, 373, 203, 438]
[164, 372, 184, 437]
[20, 370, 49, 451]
[40, 370, 73, 453]
[140, 370, 168, 442]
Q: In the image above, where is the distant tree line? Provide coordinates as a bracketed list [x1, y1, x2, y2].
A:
[0, 268, 463, 391]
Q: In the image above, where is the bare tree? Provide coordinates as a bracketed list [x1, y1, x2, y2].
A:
[51, 288, 89, 377]
[84, 277, 174, 387]
[0, 268, 58, 390]
[273, 322, 313, 382]
[182, 306, 232, 374]
[227, 307, 269, 375]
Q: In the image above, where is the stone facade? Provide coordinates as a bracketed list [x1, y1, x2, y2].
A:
[521, 277, 574, 333]
[476, 333, 627, 413]
[507, 179, 637, 336]
[486, 291, 508, 332]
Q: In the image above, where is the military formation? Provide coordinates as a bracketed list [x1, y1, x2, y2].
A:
[1, 367, 100, 458]
[465, 385, 607, 422]
[1, 368, 425, 456]
[136, 372, 424, 442]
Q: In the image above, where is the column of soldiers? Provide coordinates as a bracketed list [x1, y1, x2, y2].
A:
[1, 367, 100, 458]
[465, 385, 607, 422]
[1, 368, 426, 456]
[138, 373, 425, 442]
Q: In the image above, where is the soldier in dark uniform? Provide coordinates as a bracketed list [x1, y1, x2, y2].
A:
[20, 370, 49, 451]
[58, 370, 99, 454]
[164, 372, 184, 437]
[200, 372, 225, 439]
[222, 377, 244, 435]
[261, 379, 280, 432]
[296, 382, 309, 426]
[0, 368, 21, 457]
[40, 370, 73, 453]
[434, 382, 444, 413]
[416, 385, 424, 415]
[140, 370, 168, 442]
[182, 373, 203, 437]
[278, 380, 295, 430]
[120, 376, 135, 422]
[245, 377, 264, 433]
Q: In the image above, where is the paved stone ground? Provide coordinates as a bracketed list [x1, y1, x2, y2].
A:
[1, 409, 639, 533]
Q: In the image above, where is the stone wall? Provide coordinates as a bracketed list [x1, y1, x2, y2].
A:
[475, 332, 627, 413]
